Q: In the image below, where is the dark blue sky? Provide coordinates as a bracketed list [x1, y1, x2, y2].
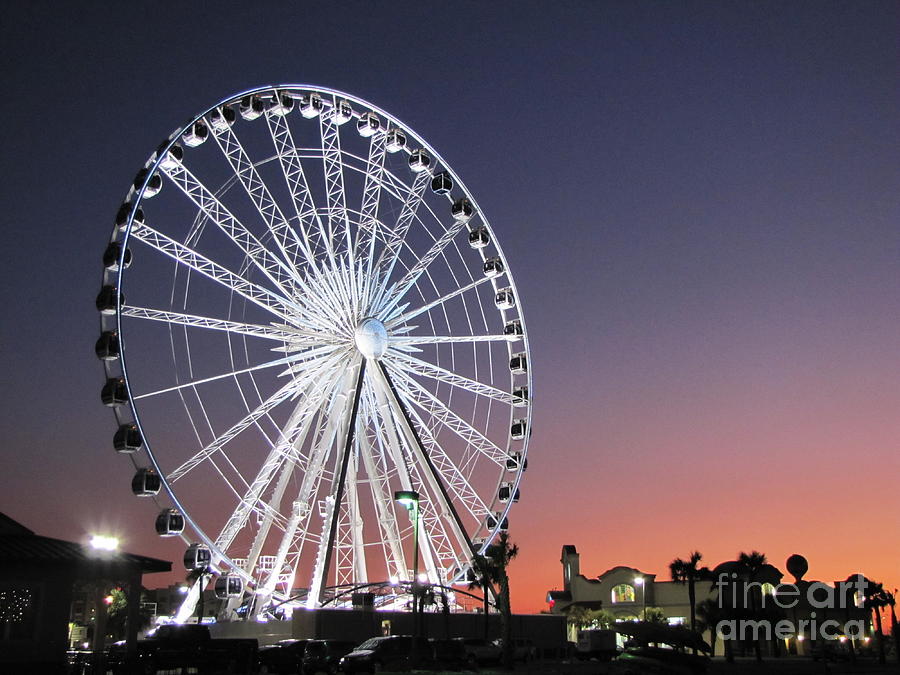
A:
[1, 1, 897, 610]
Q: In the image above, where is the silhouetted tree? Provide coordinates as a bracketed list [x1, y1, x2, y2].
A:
[864, 580, 889, 665]
[696, 597, 723, 657]
[738, 551, 768, 662]
[469, 533, 519, 669]
[669, 551, 710, 636]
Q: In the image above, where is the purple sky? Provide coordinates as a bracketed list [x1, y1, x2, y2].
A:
[1, 1, 897, 612]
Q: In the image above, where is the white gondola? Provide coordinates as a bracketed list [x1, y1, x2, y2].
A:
[510, 418, 527, 440]
[103, 242, 132, 271]
[95, 331, 119, 361]
[385, 128, 407, 153]
[101, 378, 128, 407]
[451, 198, 474, 221]
[184, 543, 212, 571]
[509, 352, 527, 374]
[133, 168, 162, 197]
[506, 452, 527, 472]
[113, 424, 143, 453]
[431, 171, 452, 194]
[96, 285, 123, 315]
[503, 319, 523, 337]
[495, 287, 515, 310]
[468, 226, 489, 249]
[132, 468, 161, 497]
[498, 482, 520, 503]
[299, 92, 323, 118]
[214, 575, 244, 599]
[208, 106, 236, 131]
[115, 202, 144, 233]
[334, 99, 353, 124]
[157, 143, 184, 171]
[267, 92, 294, 116]
[357, 112, 380, 137]
[182, 121, 209, 147]
[239, 95, 264, 121]
[483, 257, 504, 278]
[512, 386, 529, 407]
[155, 508, 185, 537]
[408, 149, 431, 172]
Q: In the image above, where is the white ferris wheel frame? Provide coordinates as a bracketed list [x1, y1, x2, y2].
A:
[98, 84, 533, 619]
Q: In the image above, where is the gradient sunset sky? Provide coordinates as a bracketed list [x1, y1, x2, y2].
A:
[1, 1, 897, 613]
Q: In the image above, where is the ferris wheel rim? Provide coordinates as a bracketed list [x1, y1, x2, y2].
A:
[102, 84, 533, 607]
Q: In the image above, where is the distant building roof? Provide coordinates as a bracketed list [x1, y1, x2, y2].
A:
[0, 512, 170, 574]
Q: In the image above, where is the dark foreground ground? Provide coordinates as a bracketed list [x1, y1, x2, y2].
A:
[426, 657, 900, 675]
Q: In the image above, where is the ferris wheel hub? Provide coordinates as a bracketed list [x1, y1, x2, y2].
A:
[354, 318, 388, 360]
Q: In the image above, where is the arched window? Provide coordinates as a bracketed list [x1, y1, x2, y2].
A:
[611, 583, 635, 604]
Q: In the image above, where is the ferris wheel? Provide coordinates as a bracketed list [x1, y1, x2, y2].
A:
[96, 85, 532, 619]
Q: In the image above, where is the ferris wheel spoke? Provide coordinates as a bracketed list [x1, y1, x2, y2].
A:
[386, 364, 508, 468]
[165, 349, 347, 485]
[388, 352, 514, 405]
[214, 357, 349, 557]
[160, 158, 301, 296]
[320, 107, 354, 263]
[264, 109, 335, 265]
[390, 333, 514, 347]
[370, 363, 476, 565]
[120, 305, 300, 342]
[130, 222, 300, 325]
[308, 357, 366, 606]
[384, 275, 494, 326]
[357, 133, 387, 301]
[132, 350, 328, 401]
[207, 117, 314, 272]
[402, 401, 492, 522]
[369, 169, 432, 309]
[167, 378, 299, 483]
[377, 218, 471, 318]
[356, 393, 407, 580]
[367, 376, 441, 582]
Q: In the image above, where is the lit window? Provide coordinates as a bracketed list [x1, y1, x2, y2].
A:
[611, 584, 635, 604]
[668, 617, 686, 626]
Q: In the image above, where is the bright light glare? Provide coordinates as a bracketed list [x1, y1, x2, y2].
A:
[90, 535, 119, 551]
[389, 576, 399, 586]
[634, 577, 644, 586]
[417, 572, 428, 583]
[177, 586, 189, 594]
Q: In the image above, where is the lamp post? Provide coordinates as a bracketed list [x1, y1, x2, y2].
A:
[394, 490, 421, 638]
[634, 576, 646, 621]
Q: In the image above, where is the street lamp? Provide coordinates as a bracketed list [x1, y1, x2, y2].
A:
[394, 491, 421, 640]
[634, 576, 646, 621]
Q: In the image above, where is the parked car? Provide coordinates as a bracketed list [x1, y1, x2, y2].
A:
[258, 639, 310, 674]
[301, 638, 356, 675]
[493, 637, 537, 663]
[427, 638, 467, 671]
[339, 635, 429, 673]
[452, 637, 502, 667]
[106, 624, 258, 675]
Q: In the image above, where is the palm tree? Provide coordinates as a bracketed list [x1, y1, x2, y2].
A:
[467, 554, 494, 640]
[737, 551, 768, 662]
[695, 598, 722, 657]
[669, 551, 709, 635]
[863, 580, 889, 665]
[886, 590, 898, 667]
[468, 532, 519, 668]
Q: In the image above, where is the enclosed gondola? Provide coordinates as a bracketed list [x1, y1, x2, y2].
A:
[101, 378, 128, 407]
[131, 468, 161, 497]
[182, 121, 209, 147]
[184, 543, 213, 571]
[113, 423, 143, 453]
[155, 508, 185, 537]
